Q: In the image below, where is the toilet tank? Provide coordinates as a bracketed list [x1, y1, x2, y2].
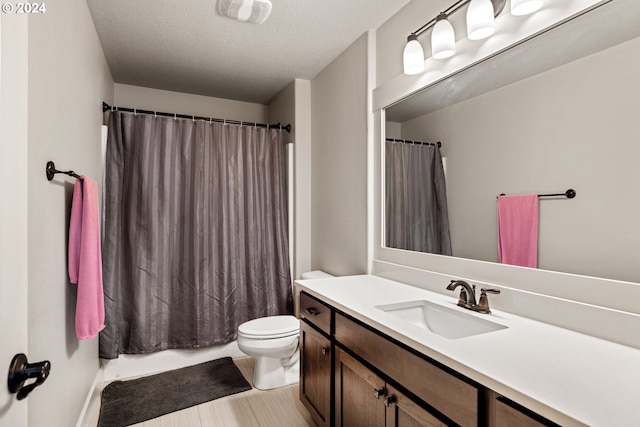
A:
[295, 271, 334, 318]
[300, 270, 334, 280]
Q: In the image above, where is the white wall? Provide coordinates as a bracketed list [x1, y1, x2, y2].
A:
[269, 79, 313, 281]
[113, 83, 268, 122]
[24, 0, 114, 426]
[0, 12, 29, 427]
[400, 36, 640, 283]
[310, 33, 369, 276]
[293, 80, 313, 279]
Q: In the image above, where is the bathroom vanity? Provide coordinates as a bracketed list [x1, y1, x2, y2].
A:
[296, 274, 640, 426]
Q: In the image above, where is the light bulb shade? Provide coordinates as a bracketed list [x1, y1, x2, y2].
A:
[510, 0, 543, 16]
[403, 34, 425, 75]
[467, 0, 495, 40]
[431, 14, 456, 59]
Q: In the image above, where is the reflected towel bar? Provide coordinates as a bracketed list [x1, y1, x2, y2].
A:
[498, 189, 576, 199]
[46, 161, 82, 181]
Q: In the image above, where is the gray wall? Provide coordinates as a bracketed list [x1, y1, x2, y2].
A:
[310, 33, 370, 276]
[400, 36, 640, 283]
[25, 0, 114, 425]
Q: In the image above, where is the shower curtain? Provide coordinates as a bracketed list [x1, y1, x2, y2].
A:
[385, 141, 452, 255]
[100, 111, 292, 359]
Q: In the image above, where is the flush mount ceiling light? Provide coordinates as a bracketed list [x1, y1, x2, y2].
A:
[218, 0, 272, 24]
[402, 0, 546, 75]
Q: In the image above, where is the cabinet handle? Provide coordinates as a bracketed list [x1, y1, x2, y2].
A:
[321, 347, 330, 355]
[384, 395, 396, 407]
[305, 307, 319, 316]
[374, 388, 386, 399]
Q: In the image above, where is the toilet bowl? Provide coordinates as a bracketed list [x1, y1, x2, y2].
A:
[237, 315, 300, 390]
[237, 271, 335, 390]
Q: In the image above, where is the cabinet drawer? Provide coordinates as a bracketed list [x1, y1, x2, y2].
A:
[300, 292, 332, 335]
[494, 397, 559, 427]
[335, 313, 479, 427]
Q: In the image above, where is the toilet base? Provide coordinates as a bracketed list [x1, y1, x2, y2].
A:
[253, 352, 299, 390]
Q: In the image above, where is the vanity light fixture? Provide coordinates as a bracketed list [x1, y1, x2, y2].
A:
[402, 0, 545, 75]
[432, 13, 456, 59]
[403, 34, 425, 75]
[511, 0, 544, 16]
[467, 0, 495, 40]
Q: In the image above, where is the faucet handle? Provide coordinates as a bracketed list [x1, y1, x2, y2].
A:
[475, 288, 501, 314]
[456, 287, 469, 307]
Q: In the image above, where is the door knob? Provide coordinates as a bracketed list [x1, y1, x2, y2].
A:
[7, 353, 51, 400]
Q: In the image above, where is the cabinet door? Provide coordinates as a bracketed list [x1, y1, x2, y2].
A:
[335, 347, 386, 427]
[385, 384, 447, 427]
[300, 320, 332, 427]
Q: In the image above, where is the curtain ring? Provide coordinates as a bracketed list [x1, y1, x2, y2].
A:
[134, 108, 137, 116]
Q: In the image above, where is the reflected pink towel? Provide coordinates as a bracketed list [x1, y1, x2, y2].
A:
[497, 194, 539, 268]
[68, 176, 105, 340]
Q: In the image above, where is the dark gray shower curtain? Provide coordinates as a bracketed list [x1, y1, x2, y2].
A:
[100, 111, 292, 359]
[385, 141, 451, 255]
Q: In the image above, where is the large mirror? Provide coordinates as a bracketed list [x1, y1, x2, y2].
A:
[384, 0, 640, 283]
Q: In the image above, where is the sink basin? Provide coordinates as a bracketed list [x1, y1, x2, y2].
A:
[376, 300, 507, 339]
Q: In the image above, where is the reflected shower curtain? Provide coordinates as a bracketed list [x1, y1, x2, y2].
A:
[100, 111, 292, 359]
[385, 141, 452, 255]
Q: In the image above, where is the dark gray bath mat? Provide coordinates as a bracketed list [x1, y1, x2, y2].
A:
[98, 357, 252, 426]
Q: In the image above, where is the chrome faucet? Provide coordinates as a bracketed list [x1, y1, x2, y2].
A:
[446, 280, 501, 314]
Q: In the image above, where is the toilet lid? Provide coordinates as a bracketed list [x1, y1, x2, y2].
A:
[238, 315, 299, 339]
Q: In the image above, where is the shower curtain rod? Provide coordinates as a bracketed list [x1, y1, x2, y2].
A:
[102, 102, 291, 133]
[386, 137, 441, 147]
[497, 189, 576, 199]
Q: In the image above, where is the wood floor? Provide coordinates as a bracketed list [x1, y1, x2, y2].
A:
[86, 357, 316, 427]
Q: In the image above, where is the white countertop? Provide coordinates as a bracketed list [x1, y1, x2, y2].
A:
[295, 274, 640, 427]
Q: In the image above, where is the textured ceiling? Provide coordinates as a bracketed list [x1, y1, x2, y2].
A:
[86, 0, 411, 104]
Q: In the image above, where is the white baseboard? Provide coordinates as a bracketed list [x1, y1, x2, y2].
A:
[76, 366, 104, 427]
[74, 342, 245, 426]
[101, 341, 245, 382]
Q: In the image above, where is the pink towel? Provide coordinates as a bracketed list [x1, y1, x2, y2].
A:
[497, 194, 539, 268]
[68, 176, 105, 340]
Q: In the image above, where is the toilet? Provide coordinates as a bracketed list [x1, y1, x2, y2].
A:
[237, 270, 334, 390]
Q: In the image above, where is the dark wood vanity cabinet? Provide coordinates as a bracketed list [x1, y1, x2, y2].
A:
[334, 312, 477, 427]
[490, 395, 560, 427]
[300, 293, 333, 427]
[301, 321, 332, 427]
[298, 291, 561, 427]
[335, 347, 446, 427]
